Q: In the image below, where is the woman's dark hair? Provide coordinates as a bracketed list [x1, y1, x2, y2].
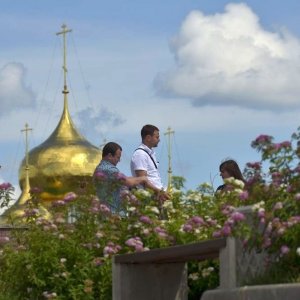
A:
[141, 124, 159, 139]
[102, 142, 122, 157]
[219, 159, 244, 181]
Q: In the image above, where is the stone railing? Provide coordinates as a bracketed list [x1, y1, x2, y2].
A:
[112, 206, 270, 300]
[113, 238, 228, 300]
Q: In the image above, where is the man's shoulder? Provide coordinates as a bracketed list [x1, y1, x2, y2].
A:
[98, 160, 119, 173]
[132, 148, 149, 161]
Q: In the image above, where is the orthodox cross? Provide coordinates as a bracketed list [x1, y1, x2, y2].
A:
[56, 24, 72, 94]
[21, 123, 33, 171]
[164, 126, 175, 191]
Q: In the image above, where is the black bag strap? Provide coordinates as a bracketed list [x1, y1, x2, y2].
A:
[135, 148, 157, 169]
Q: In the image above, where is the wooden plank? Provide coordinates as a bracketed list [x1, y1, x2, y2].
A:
[114, 238, 227, 264]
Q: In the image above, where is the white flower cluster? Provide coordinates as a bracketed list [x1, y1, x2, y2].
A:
[201, 266, 214, 278]
[188, 272, 199, 281]
[145, 206, 160, 215]
[135, 189, 151, 197]
[162, 200, 173, 209]
[252, 201, 265, 211]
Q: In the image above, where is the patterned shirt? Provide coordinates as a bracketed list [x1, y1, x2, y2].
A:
[93, 160, 126, 214]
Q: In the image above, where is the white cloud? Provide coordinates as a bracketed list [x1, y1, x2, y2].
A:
[0, 62, 36, 114]
[75, 106, 125, 143]
[156, 3, 300, 110]
[114, 98, 300, 135]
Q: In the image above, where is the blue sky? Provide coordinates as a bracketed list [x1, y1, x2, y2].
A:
[1, 0, 300, 197]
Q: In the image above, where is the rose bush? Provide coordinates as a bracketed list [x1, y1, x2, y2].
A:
[0, 180, 248, 299]
[1, 127, 300, 299]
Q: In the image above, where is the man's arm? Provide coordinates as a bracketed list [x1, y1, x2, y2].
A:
[124, 175, 148, 187]
[134, 170, 170, 201]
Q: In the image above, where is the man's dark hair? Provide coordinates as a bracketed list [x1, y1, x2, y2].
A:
[102, 142, 122, 157]
[141, 124, 159, 139]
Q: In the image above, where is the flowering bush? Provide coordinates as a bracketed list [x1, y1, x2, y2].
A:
[1, 127, 300, 298]
[0, 182, 14, 210]
[0, 180, 249, 299]
[239, 128, 300, 283]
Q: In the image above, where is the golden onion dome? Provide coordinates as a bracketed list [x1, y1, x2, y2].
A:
[18, 24, 101, 205]
[18, 98, 101, 203]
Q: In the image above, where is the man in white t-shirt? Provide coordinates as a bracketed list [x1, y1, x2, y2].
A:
[131, 124, 169, 202]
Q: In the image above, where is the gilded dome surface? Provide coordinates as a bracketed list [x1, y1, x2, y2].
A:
[18, 98, 101, 202]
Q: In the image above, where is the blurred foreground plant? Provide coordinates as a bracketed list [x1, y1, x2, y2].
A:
[2, 127, 300, 298]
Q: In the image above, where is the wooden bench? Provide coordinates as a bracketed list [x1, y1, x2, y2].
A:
[112, 237, 237, 300]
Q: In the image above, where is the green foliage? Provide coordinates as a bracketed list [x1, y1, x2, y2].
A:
[0, 181, 249, 299]
[171, 176, 186, 190]
[2, 126, 300, 298]
[187, 260, 219, 300]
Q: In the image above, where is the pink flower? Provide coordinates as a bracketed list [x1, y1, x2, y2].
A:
[277, 228, 285, 235]
[272, 217, 280, 225]
[206, 218, 218, 226]
[24, 208, 39, 217]
[260, 217, 266, 224]
[246, 162, 261, 170]
[258, 208, 265, 218]
[125, 237, 139, 247]
[115, 172, 126, 182]
[265, 222, 273, 235]
[0, 182, 12, 190]
[103, 242, 122, 256]
[120, 189, 131, 202]
[99, 204, 111, 213]
[254, 134, 272, 144]
[190, 216, 205, 225]
[221, 225, 231, 236]
[231, 211, 245, 222]
[182, 224, 193, 232]
[93, 257, 103, 266]
[29, 187, 42, 194]
[239, 191, 249, 201]
[103, 246, 115, 255]
[142, 228, 150, 236]
[273, 202, 283, 211]
[140, 215, 152, 224]
[135, 244, 144, 252]
[262, 237, 271, 248]
[280, 245, 290, 255]
[0, 236, 10, 244]
[94, 171, 106, 180]
[64, 192, 77, 203]
[125, 237, 144, 252]
[280, 141, 291, 148]
[288, 216, 300, 225]
[90, 206, 99, 213]
[154, 226, 169, 238]
[212, 231, 222, 238]
[52, 200, 65, 207]
[272, 143, 281, 151]
[221, 205, 235, 216]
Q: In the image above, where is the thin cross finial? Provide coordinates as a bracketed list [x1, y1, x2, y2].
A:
[164, 126, 175, 191]
[56, 24, 72, 94]
[21, 123, 33, 170]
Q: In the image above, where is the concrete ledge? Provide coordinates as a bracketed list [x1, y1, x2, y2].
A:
[112, 238, 228, 300]
[201, 283, 300, 300]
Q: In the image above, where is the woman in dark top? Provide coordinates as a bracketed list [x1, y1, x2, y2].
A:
[216, 159, 245, 192]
